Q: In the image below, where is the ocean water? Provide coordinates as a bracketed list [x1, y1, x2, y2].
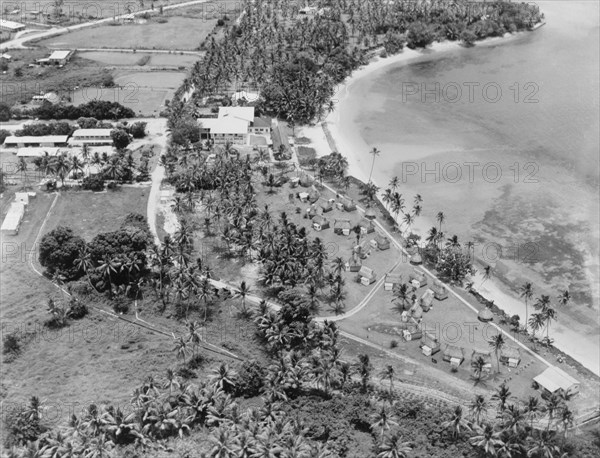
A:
[352, 1, 599, 326]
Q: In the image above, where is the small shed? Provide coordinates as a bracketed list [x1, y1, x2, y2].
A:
[343, 198, 357, 212]
[409, 302, 423, 319]
[533, 366, 580, 396]
[373, 233, 390, 250]
[299, 175, 311, 187]
[290, 177, 300, 188]
[353, 241, 369, 259]
[419, 289, 434, 312]
[358, 266, 377, 286]
[443, 345, 465, 366]
[299, 192, 309, 203]
[432, 280, 448, 300]
[478, 307, 494, 322]
[409, 269, 427, 287]
[364, 206, 377, 220]
[403, 324, 423, 341]
[384, 273, 402, 291]
[471, 349, 493, 372]
[409, 253, 423, 265]
[420, 333, 441, 356]
[358, 218, 375, 235]
[500, 346, 522, 368]
[160, 189, 174, 204]
[334, 219, 351, 236]
[312, 215, 330, 231]
[345, 254, 362, 272]
[320, 200, 333, 213]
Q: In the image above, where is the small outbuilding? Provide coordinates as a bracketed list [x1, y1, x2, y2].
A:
[409, 253, 423, 265]
[299, 192, 309, 203]
[420, 333, 441, 356]
[409, 269, 427, 288]
[345, 254, 362, 272]
[358, 218, 375, 235]
[343, 198, 357, 212]
[384, 273, 402, 291]
[320, 200, 333, 213]
[478, 307, 494, 322]
[443, 345, 465, 366]
[419, 289, 434, 312]
[1, 202, 25, 235]
[500, 346, 522, 368]
[403, 324, 423, 341]
[299, 175, 311, 187]
[334, 219, 351, 236]
[308, 187, 320, 203]
[409, 302, 423, 319]
[312, 215, 330, 231]
[471, 349, 493, 372]
[358, 266, 377, 286]
[432, 280, 448, 300]
[353, 241, 369, 260]
[373, 233, 390, 250]
[364, 206, 377, 220]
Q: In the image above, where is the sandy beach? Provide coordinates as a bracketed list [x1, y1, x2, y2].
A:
[298, 31, 600, 376]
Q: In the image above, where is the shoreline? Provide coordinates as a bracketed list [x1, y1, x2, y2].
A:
[298, 29, 600, 377]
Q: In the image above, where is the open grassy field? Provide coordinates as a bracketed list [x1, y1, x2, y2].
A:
[38, 16, 217, 51]
[70, 70, 185, 116]
[0, 51, 111, 107]
[78, 51, 200, 68]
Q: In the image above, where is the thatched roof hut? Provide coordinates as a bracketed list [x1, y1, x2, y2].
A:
[334, 219, 351, 235]
[307, 205, 319, 218]
[478, 307, 494, 322]
[312, 215, 330, 231]
[471, 349, 493, 370]
[358, 218, 375, 234]
[409, 302, 423, 319]
[365, 206, 377, 220]
[409, 253, 422, 265]
[320, 200, 333, 213]
[358, 266, 376, 285]
[374, 233, 390, 250]
[420, 332, 440, 355]
[345, 254, 362, 272]
[419, 289, 434, 311]
[299, 175, 311, 187]
[308, 187, 320, 203]
[343, 198, 357, 212]
[384, 273, 402, 291]
[500, 346, 521, 367]
[409, 269, 427, 286]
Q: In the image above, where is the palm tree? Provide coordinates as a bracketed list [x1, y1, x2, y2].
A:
[370, 405, 398, 440]
[210, 425, 235, 458]
[355, 353, 372, 393]
[367, 147, 381, 183]
[97, 256, 119, 297]
[442, 406, 471, 440]
[528, 313, 546, 347]
[471, 356, 487, 384]
[232, 281, 251, 316]
[558, 405, 574, 444]
[436, 211, 445, 232]
[70, 156, 84, 180]
[542, 306, 557, 343]
[388, 176, 399, 193]
[173, 335, 189, 363]
[469, 394, 488, 425]
[330, 256, 345, 276]
[379, 365, 396, 400]
[488, 333, 505, 373]
[210, 362, 235, 391]
[470, 423, 504, 457]
[519, 282, 534, 334]
[16, 157, 28, 187]
[557, 289, 571, 308]
[491, 383, 511, 414]
[73, 247, 98, 292]
[526, 431, 560, 458]
[51, 153, 71, 186]
[544, 393, 563, 431]
[377, 433, 411, 458]
[186, 320, 202, 358]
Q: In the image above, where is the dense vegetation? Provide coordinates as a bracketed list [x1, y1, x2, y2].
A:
[174, 0, 543, 128]
[33, 99, 135, 121]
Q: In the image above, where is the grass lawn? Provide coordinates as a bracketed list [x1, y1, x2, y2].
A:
[78, 51, 200, 68]
[38, 16, 217, 51]
[43, 187, 150, 241]
[0, 52, 110, 107]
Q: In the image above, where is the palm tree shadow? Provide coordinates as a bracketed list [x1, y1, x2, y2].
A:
[471, 375, 490, 389]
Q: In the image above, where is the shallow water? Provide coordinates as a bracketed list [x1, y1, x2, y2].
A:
[351, 1, 599, 325]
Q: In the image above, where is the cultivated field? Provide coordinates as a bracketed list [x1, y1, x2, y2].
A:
[38, 16, 218, 51]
